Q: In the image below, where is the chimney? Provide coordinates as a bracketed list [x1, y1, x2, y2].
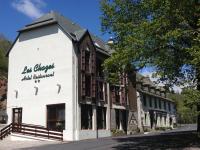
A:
[107, 37, 114, 45]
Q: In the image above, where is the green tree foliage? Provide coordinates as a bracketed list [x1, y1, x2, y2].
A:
[100, 0, 200, 131]
[169, 93, 197, 124]
[0, 35, 11, 74]
[101, 0, 199, 84]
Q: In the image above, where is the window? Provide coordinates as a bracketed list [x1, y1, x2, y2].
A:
[144, 113, 147, 125]
[85, 51, 90, 72]
[164, 101, 166, 110]
[115, 109, 120, 129]
[47, 104, 65, 131]
[81, 104, 93, 129]
[154, 98, 157, 108]
[97, 81, 103, 100]
[85, 75, 91, 97]
[149, 96, 152, 107]
[97, 107, 106, 129]
[115, 86, 120, 103]
[96, 59, 103, 77]
[168, 102, 171, 111]
[143, 94, 147, 106]
[121, 110, 127, 132]
[159, 99, 162, 109]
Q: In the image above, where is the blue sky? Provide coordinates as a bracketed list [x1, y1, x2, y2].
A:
[0, 0, 110, 41]
[0, 0, 182, 92]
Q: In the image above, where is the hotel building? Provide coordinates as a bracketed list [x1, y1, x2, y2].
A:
[5, 11, 176, 141]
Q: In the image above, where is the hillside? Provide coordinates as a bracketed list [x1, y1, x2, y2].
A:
[0, 35, 11, 75]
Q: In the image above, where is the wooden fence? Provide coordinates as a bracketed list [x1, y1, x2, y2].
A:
[0, 123, 63, 141]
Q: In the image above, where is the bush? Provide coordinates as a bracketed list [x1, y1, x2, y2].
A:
[143, 127, 151, 132]
[155, 127, 172, 131]
[111, 129, 126, 136]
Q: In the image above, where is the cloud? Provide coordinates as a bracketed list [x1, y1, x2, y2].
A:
[12, 0, 46, 19]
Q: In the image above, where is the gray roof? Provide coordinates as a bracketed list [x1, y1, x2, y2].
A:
[136, 73, 166, 92]
[18, 11, 110, 56]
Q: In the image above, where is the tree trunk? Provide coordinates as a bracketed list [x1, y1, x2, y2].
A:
[197, 105, 200, 132]
[196, 68, 200, 133]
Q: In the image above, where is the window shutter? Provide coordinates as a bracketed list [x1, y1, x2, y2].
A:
[91, 75, 96, 98]
[81, 49, 85, 71]
[91, 51, 96, 74]
[81, 74, 85, 96]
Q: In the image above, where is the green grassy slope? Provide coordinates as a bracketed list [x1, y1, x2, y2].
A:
[0, 35, 11, 76]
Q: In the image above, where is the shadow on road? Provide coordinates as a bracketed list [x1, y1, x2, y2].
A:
[112, 131, 200, 150]
[18, 131, 200, 150]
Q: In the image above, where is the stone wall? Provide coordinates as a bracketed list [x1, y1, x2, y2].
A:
[127, 111, 139, 134]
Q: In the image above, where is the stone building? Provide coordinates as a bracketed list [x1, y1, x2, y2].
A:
[135, 74, 176, 131]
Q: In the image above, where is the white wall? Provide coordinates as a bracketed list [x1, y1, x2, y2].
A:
[79, 130, 111, 140]
[7, 24, 74, 140]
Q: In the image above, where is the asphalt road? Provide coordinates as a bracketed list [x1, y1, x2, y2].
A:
[2, 124, 199, 150]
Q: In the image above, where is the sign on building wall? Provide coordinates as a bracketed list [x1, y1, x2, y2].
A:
[21, 63, 55, 83]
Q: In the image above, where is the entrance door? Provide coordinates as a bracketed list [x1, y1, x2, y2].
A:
[12, 108, 22, 124]
[12, 108, 22, 132]
[149, 110, 154, 129]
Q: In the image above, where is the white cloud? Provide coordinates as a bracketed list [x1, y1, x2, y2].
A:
[12, 0, 46, 19]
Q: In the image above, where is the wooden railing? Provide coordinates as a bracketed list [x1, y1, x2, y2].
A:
[0, 123, 63, 141]
[0, 123, 12, 140]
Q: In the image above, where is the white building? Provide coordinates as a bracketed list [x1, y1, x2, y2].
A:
[6, 11, 112, 141]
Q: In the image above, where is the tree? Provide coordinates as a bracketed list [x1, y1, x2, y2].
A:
[100, 0, 200, 131]
[169, 92, 197, 124]
[0, 35, 11, 73]
[0, 34, 10, 112]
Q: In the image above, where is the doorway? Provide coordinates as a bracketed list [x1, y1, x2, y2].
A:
[12, 108, 22, 124]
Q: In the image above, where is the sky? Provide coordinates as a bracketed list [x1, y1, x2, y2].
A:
[0, 0, 182, 92]
[0, 0, 110, 41]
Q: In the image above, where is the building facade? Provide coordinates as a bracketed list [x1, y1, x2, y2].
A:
[135, 74, 176, 131]
[6, 11, 176, 141]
